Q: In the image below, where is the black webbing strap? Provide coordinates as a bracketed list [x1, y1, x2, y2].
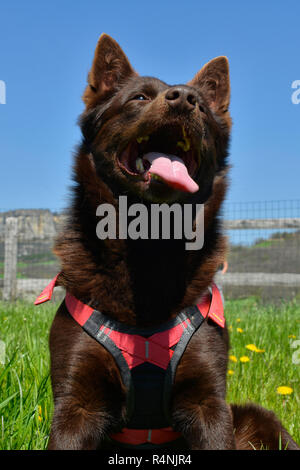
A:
[82, 310, 135, 420]
[163, 306, 205, 422]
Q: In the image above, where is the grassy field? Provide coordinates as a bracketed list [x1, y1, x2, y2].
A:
[0, 298, 299, 450]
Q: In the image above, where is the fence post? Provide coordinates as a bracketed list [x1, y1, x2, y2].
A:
[3, 217, 18, 301]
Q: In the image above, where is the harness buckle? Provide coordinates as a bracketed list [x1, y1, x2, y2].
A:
[145, 340, 149, 359]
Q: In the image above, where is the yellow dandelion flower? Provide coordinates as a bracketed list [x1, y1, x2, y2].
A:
[228, 325, 233, 331]
[237, 328, 243, 333]
[236, 318, 241, 323]
[240, 356, 250, 363]
[229, 355, 238, 362]
[277, 386, 293, 395]
[37, 405, 42, 422]
[228, 370, 235, 375]
[246, 344, 265, 353]
[288, 335, 296, 339]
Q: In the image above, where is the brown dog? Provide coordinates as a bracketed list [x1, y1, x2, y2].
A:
[46, 34, 298, 450]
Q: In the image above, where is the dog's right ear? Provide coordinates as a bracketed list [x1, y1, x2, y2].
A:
[83, 34, 137, 108]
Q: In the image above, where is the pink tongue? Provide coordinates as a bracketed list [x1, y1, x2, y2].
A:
[143, 152, 199, 193]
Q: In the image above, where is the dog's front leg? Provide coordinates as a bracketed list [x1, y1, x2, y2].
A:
[172, 397, 236, 450]
[47, 400, 113, 450]
[48, 307, 125, 450]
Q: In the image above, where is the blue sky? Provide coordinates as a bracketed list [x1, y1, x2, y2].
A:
[0, 0, 299, 211]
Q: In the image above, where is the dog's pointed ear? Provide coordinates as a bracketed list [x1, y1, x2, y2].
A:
[187, 57, 230, 115]
[83, 34, 138, 107]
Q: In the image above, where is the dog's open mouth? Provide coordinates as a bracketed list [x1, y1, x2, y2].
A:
[117, 125, 200, 193]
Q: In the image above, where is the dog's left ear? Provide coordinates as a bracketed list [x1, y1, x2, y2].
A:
[83, 34, 138, 107]
[187, 57, 230, 115]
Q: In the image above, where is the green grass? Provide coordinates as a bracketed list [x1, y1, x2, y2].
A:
[0, 301, 55, 450]
[0, 298, 299, 450]
[225, 298, 300, 445]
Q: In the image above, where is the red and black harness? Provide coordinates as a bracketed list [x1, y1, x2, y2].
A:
[35, 275, 225, 448]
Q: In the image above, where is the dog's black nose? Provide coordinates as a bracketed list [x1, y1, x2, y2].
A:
[165, 86, 198, 112]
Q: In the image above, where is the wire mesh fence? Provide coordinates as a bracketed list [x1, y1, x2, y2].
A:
[222, 200, 300, 300]
[0, 201, 300, 302]
[0, 210, 63, 301]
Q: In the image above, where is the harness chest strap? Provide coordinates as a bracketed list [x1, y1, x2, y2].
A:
[35, 275, 225, 446]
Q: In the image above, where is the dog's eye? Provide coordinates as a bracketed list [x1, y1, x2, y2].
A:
[132, 94, 148, 101]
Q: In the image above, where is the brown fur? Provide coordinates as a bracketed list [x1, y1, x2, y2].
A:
[48, 34, 299, 450]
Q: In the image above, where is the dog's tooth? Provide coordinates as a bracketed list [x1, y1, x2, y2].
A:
[136, 136, 149, 144]
[177, 140, 186, 151]
[136, 158, 145, 173]
[151, 174, 163, 182]
[177, 140, 190, 152]
[177, 126, 191, 152]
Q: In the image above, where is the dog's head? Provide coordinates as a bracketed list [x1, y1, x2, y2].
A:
[80, 34, 231, 203]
